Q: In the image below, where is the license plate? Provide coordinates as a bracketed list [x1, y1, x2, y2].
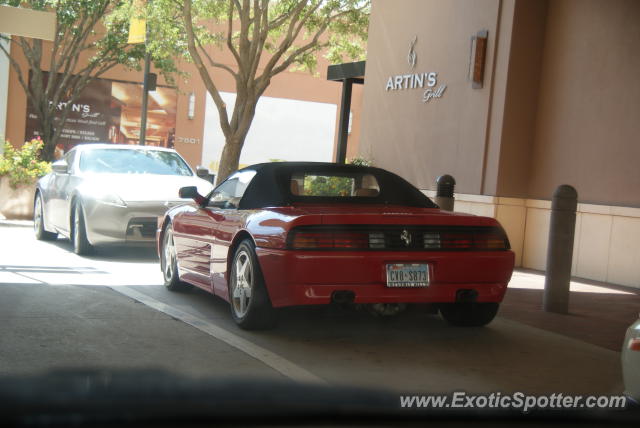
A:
[385, 264, 429, 288]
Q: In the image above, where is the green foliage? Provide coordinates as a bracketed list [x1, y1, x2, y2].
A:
[105, 0, 182, 85]
[0, 0, 178, 160]
[303, 174, 353, 197]
[140, 0, 370, 76]
[1, 0, 150, 69]
[303, 158, 373, 196]
[348, 157, 372, 167]
[137, 0, 371, 97]
[0, 139, 51, 188]
[116, 0, 370, 183]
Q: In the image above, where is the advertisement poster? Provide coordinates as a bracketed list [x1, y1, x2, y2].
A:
[25, 71, 177, 154]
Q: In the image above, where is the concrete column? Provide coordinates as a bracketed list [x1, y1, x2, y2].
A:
[543, 184, 578, 314]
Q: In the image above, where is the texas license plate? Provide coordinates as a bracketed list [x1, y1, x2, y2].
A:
[385, 264, 429, 287]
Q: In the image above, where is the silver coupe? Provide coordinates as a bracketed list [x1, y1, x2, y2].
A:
[34, 144, 213, 255]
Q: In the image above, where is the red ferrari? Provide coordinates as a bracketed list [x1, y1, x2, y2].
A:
[157, 162, 514, 330]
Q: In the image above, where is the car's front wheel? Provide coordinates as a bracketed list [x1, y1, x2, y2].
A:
[228, 240, 277, 330]
[161, 224, 191, 292]
[34, 193, 57, 241]
[439, 302, 499, 327]
[72, 202, 93, 255]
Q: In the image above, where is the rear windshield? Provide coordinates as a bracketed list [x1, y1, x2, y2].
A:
[291, 172, 380, 198]
[79, 149, 193, 176]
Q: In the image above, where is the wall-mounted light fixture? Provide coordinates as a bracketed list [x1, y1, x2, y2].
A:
[469, 30, 488, 89]
[187, 92, 196, 120]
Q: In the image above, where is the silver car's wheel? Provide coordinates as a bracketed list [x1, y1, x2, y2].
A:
[161, 225, 190, 292]
[72, 202, 93, 255]
[228, 240, 277, 330]
[34, 193, 57, 241]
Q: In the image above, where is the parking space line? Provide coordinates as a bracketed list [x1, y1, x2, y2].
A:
[111, 286, 327, 385]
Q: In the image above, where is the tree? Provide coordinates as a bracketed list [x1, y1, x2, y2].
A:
[151, 0, 369, 184]
[0, 0, 173, 161]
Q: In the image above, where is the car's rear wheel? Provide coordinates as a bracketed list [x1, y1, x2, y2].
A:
[439, 302, 500, 327]
[228, 240, 277, 330]
[161, 224, 191, 292]
[72, 202, 93, 255]
[34, 193, 57, 241]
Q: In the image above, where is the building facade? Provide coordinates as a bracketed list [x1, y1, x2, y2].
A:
[2, 33, 362, 172]
[360, 0, 640, 288]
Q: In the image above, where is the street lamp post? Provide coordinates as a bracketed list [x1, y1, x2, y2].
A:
[139, 51, 151, 146]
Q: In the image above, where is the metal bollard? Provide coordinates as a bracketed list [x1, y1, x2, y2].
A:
[543, 185, 578, 314]
[435, 175, 456, 211]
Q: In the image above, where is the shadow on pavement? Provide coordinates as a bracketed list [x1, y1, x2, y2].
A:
[184, 285, 504, 342]
[500, 286, 640, 351]
[44, 237, 158, 263]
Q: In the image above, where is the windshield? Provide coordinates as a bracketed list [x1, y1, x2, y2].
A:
[79, 149, 193, 176]
[208, 170, 257, 208]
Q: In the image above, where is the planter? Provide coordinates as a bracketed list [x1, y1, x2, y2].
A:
[0, 177, 36, 220]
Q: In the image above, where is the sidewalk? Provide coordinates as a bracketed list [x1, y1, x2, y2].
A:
[500, 269, 640, 351]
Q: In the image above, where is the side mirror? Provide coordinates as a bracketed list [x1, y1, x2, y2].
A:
[196, 166, 209, 178]
[179, 186, 200, 200]
[52, 160, 68, 174]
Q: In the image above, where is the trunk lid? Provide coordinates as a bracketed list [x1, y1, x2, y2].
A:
[270, 204, 498, 227]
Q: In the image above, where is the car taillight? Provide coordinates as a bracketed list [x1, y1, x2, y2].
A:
[288, 226, 510, 251]
[440, 232, 473, 249]
[429, 228, 509, 250]
[290, 231, 369, 249]
[474, 230, 510, 250]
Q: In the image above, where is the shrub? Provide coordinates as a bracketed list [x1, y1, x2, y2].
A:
[303, 174, 353, 196]
[0, 139, 51, 189]
[302, 158, 375, 197]
[347, 157, 372, 167]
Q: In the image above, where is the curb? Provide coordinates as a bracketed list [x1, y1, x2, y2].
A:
[0, 220, 33, 228]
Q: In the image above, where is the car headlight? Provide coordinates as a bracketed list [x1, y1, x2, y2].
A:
[91, 191, 127, 207]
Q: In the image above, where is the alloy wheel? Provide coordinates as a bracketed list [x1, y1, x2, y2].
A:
[73, 205, 81, 247]
[163, 229, 176, 281]
[34, 196, 43, 233]
[231, 250, 253, 318]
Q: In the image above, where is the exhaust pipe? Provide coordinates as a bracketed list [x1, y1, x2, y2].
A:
[331, 290, 355, 305]
[455, 289, 478, 304]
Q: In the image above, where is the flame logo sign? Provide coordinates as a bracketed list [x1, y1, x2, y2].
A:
[407, 36, 417, 69]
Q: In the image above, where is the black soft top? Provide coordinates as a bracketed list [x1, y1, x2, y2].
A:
[237, 162, 437, 210]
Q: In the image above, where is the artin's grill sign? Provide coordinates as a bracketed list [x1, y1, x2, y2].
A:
[385, 36, 447, 103]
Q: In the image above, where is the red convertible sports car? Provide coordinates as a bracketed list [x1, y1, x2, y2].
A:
[158, 162, 514, 330]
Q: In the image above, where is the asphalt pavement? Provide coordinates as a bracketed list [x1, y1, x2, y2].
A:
[0, 223, 626, 396]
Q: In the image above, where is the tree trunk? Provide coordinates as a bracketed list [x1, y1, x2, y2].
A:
[216, 138, 244, 185]
[39, 118, 57, 162]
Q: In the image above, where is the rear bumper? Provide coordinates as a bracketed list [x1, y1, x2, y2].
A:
[256, 248, 515, 308]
